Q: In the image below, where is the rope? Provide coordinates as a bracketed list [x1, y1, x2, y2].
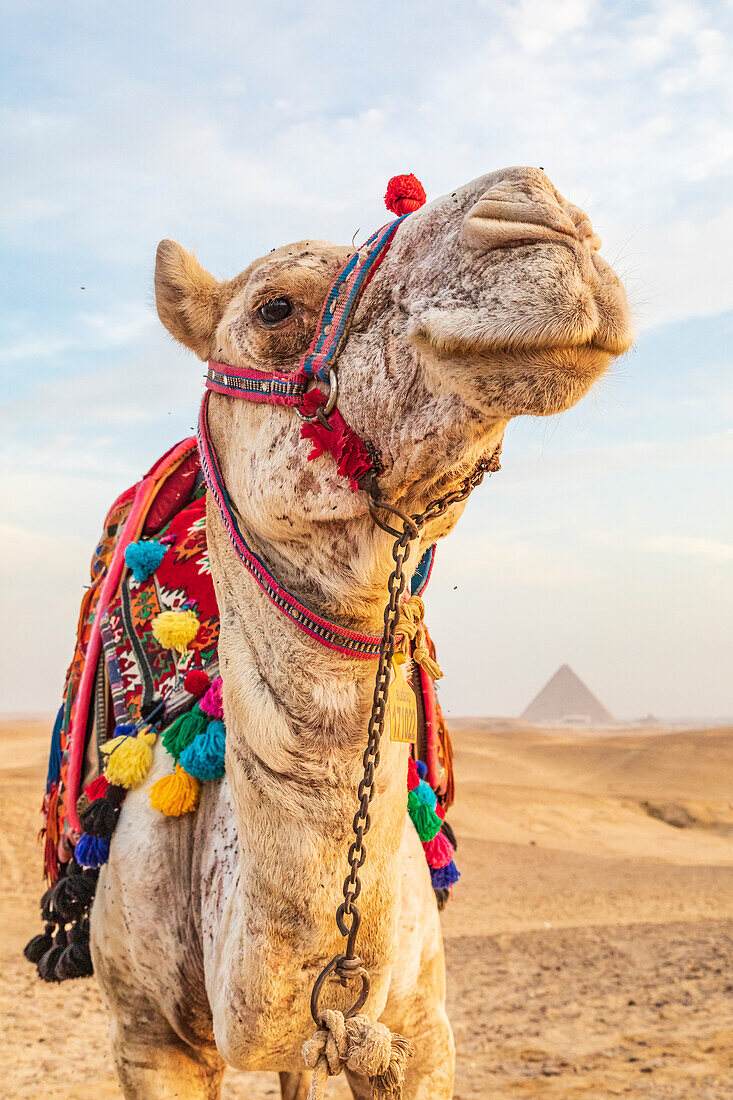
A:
[397, 596, 442, 680]
[303, 1010, 413, 1099]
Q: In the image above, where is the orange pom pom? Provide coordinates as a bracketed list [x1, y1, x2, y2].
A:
[384, 174, 426, 216]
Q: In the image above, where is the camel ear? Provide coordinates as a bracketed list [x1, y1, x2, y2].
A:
[155, 239, 223, 359]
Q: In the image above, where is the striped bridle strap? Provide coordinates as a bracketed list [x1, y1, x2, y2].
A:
[205, 362, 309, 406]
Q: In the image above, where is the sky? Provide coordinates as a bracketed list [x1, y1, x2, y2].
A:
[1, 0, 731, 720]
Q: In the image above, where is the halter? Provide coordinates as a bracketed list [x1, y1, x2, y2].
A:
[197, 178, 433, 657]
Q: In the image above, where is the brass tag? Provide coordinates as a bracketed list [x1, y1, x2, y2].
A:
[388, 659, 418, 744]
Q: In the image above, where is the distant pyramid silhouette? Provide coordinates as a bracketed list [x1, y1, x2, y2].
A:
[521, 664, 615, 725]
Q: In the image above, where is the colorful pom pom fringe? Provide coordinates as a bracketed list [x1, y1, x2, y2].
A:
[162, 705, 208, 759]
[179, 720, 226, 781]
[151, 608, 200, 653]
[124, 539, 167, 583]
[101, 728, 156, 788]
[430, 860, 460, 890]
[83, 774, 109, 802]
[149, 764, 200, 816]
[75, 834, 110, 869]
[199, 676, 223, 718]
[184, 669, 210, 697]
[422, 830, 455, 870]
[384, 173, 427, 216]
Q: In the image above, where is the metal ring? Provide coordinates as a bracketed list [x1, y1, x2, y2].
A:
[310, 954, 371, 1026]
[367, 494, 420, 540]
[295, 369, 338, 427]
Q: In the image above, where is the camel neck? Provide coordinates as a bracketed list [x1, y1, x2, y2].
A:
[211, 508, 409, 975]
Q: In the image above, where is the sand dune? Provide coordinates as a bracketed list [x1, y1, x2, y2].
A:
[1, 717, 732, 1098]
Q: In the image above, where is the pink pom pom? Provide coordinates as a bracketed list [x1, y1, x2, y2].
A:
[422, 830, 454, 869]
[199, 676, 223, 719]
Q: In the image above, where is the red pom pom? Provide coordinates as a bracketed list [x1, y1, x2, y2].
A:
[407, 756, 420, 792]
[84, 774, 108, 802]
[184, 669, 210, 697]
[384, 174, 426, 216]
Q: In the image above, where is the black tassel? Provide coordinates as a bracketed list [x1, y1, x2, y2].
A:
[40, 884, 58, 923]
[79, 796, 118, 837]
[69, 916, 90, 945]
[434, 887, 450, 911]
[37, 931, 67, 982]
[141, 698, 165, 724]
[78, 783, 125, 838]
[50, 872, 96, 921]
[24, 923, 55, 963]
[55, 941, 93, 980]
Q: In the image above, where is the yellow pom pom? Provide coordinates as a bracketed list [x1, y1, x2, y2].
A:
[101, 730, 156, 788]
[151, 609, 200, 653]
[149, 764, 200, 816]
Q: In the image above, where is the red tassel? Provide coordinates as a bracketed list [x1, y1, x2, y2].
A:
[84, 774, 109, 802]
[407, 756, 420, 792]
[385, 174, 426, 216]
[299, 389, 373, 491]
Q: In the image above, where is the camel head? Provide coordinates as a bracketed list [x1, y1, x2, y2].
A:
[155, 166, 632, 557]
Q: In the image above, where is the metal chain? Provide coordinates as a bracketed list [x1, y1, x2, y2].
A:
[310, 447, 501, 1027]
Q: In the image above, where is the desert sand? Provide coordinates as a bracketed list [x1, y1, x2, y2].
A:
[1, 716, 732, 1099]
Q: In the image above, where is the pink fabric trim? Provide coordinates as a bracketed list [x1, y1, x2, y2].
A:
[420, 663, 443, 795]
[64, 437, 198, 831]
[198, 394, 381, 657]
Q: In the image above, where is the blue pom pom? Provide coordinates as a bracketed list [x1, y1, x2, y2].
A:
[124, 540, 168, 583]
[113, 723, 136, 738]
[75, 833, 111, 869]
[416, 759, 428, 780]
[179, 720, 226, 782]
[430, 860, 460, 890]
[414, 779, 437, 809]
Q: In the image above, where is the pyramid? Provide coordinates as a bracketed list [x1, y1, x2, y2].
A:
[521, 664, 615, 725]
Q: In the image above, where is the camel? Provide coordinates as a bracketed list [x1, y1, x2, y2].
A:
[90, 166, 632, 1099]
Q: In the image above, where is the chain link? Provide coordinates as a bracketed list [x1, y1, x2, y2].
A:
[310, 446, 500, 1026]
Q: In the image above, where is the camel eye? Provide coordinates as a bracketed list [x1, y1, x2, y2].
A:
[258, 296, 292, 324]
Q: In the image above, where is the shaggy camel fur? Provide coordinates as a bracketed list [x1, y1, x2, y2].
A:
[91, 167, 632, 1099]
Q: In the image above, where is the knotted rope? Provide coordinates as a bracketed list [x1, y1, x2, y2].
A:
[303, 1009, 413, 1099]
[396, 595, 442, 680]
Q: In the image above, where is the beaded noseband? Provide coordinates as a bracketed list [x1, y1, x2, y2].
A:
[197, 176, 434, 657]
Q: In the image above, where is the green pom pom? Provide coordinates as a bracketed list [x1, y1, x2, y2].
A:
[408, 790, 442, 842]
[413, 779, 437, 809]
[162, 704, 208, 761]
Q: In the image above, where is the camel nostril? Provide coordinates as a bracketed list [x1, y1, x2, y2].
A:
[462, 171, 597, 253]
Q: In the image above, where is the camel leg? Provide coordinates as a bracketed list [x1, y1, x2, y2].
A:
[109, 1014, 226, 1100]
[279, 1070, 311, 1099]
